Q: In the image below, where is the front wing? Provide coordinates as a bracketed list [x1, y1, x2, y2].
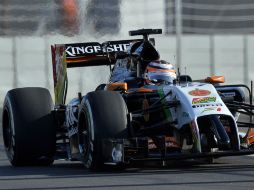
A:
[101, 138, 254, 165]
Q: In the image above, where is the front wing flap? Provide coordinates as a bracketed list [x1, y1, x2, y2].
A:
[102, 138, 254, 165]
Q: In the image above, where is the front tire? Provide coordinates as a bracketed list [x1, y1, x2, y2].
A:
[78, 91, 128, 169]
[2, 87, 55, 166]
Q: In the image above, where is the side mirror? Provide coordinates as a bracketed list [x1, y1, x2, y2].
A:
[205, 76, 225, 84]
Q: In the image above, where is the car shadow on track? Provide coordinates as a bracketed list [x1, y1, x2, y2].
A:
[0, 158, 254, 190]
[0, 158, 254, 179]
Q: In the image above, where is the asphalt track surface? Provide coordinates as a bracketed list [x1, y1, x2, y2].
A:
[1, 108, 254, 190]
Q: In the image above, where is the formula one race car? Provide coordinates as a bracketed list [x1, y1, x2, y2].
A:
[2, 29, 254, 169]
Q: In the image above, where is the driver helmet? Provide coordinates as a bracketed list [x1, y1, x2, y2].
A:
[144, 60, 176, 84]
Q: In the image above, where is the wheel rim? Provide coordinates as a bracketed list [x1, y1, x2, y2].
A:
[78, 108, 90, 159]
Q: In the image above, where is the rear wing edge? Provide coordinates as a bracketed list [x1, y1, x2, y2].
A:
[51, 44, 68, 105]
[50, 38, 149, 104]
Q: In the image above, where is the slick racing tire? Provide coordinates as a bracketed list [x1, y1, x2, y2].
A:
[2, 87, 55, 166]
[78, 91, 128, 170]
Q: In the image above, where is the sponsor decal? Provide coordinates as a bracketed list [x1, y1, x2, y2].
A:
[65, 105, 78, 127]
[201, 107, 216, 114]
[192, 97, 216, 104]
[200, 107, 222, 114]
[65, 43, 131, 57]
[192, 103, 223, 108]
[65, 105, 79, 137]
[65, 45, 102, 56]
[189, 89, 211, 96]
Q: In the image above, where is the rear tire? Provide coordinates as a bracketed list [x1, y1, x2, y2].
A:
[78, 91, 128, 169]
[2, 87, 55, 166]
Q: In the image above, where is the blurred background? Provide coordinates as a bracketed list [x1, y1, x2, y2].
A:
[1, 0, 254, 104]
